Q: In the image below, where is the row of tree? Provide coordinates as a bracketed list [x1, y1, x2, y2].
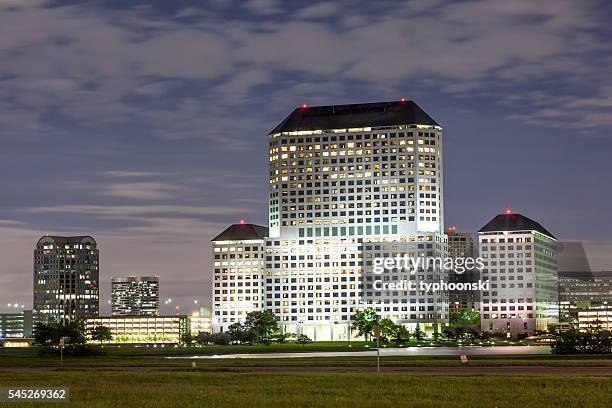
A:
[34, 321, 112, 346]
[553, 328, 612, 354]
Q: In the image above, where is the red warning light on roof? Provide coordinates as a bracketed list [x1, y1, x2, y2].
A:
[240, 218, 246, 224]
[301, 103, 308, 109]
[505, 208, 513, 215]
[400, 98, 406, 103]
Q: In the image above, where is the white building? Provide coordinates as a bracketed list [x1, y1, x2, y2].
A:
[478, 212, 558, 337]
[212, 223, 267, 332]
[212, 100, 448, 340]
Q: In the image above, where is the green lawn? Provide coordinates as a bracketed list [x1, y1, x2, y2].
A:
[0, 371, 610, 408]
[1, 346, 612, 369]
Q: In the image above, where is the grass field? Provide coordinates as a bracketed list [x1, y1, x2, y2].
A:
[1, 346, 611, 407]
[0, 371, 611, 408]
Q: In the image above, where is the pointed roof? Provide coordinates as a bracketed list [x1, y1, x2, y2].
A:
[212, 223, 268, 242]
[478, 213, 555, 239]
[269, 100, 440, 134]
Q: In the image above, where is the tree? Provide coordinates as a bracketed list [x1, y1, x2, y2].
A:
[244, 310, 279, 344]
[553, 328, 612, 354]
[449, 310, 480, 327]
[296, 334, 312, 346]
[227, 322, 258, 344]
[34, 323, 54, 345]
[33, 320, 87, 346]
[274, 331, 295, 345]
[413, 325, 425, 341]
[195, 332, 212, 345]
[379, 318, 411, 345]
[351, 308, 379, 342]
[210, 332, 231, 345]
[90, 325, 112, 345]
[61, 320, 88, 345]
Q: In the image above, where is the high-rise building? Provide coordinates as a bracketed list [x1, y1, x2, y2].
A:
[478, 212, 558, 337]
[34, 236, 99, 324]
[265, 101, 446, 340]
[212, 223, 267, 332]
[212, 100, 447, 340]
[111, 276, 159, 316]
[446, 227, 479, 312]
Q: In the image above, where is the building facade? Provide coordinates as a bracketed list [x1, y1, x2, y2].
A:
[558, 271, 612, 325]
[0, 310, 33, 339]
[34, 236, 99, 324]
[111, 276, 159, 316]
[577, 305, 612, 331]
[447, 228, 479, 312]
[86, 315, 188, 344]
[190, 308, 212, 335]
[478, 213, 558, 337]
[212, 223, 267, 332]
[212, 101, 449, 340]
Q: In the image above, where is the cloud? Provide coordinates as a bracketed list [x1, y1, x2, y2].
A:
[0, 0, 610, 143]
[103, 170, 164, 178]
[99, 181, 189, 200]
[22, 204, 254, 218]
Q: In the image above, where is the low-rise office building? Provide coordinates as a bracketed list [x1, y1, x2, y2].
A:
[0, 309, 34, 339]
[86, 315, 189, 344]
[577, 305, 612, 331]
[559, 271, 612, 325]
[190, 308, 212, 335]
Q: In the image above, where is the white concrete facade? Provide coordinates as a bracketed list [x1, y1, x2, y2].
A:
[266, 118, 447, 340]
[479, 227, 558, 337]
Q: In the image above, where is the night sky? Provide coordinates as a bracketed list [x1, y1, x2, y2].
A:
[1, 0, 611, 314]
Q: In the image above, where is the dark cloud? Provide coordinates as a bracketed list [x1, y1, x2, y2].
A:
[1, 0, 611, 312]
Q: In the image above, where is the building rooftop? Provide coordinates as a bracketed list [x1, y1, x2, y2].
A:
[478, 213, 555, 239]
[36, 235, 96, 245]
[269, 100, 440, 134]
[212, 223, 268, 242]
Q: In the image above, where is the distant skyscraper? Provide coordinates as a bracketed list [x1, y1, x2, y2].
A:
[212, 223, 267, 332]
[34, 236, 99, 324]
[111, 276, 159, 316]
[478, 212, 558, 337]
[447, 227, 479, 312]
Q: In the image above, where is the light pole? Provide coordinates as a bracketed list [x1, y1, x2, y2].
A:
[348, 317, 352, 348]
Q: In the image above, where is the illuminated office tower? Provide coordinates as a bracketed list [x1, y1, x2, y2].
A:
[478, 212, 558, 337]
[266, 101, 447, 340]
[34, 236, 99, 324]
[447, 227, 479, 312]
[212, 223, 267, 332]
[111, 276, 159, 316]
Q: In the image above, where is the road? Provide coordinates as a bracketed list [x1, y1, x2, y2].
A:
[168, 345, 551, 360]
